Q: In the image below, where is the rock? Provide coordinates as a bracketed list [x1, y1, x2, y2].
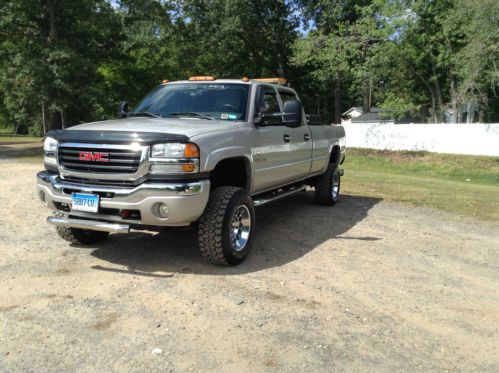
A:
[151, 348, 163, 355]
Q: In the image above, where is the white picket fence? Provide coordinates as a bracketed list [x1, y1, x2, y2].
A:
[342, 123, 499, 156]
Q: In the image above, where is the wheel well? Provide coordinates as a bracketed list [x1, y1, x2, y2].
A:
[329, 145, 341, 165]
[210, 157, 250, 190]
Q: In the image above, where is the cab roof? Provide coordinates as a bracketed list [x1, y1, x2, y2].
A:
[162, 77, 289, 86]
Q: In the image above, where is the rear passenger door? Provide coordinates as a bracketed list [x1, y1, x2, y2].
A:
[278, 89, 313, 179]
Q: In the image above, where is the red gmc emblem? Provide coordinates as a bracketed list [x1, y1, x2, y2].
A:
[79, 151, 110, 162]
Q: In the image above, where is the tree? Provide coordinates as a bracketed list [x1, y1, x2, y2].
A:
[0, 0, 121, 132]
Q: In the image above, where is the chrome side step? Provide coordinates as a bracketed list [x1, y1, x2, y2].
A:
[253, 184, 307, 207]
[47, 216, 130, 234]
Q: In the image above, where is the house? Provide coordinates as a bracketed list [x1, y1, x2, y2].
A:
[341, 107, 395, 125]
[341, 107, 363, 125]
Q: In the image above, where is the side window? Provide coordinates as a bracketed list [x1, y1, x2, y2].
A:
[279, 90, 298, 104]
[257, 86, 281, 114]
[279, 89, 304, 126]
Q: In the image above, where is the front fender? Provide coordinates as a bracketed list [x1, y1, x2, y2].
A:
[203, 146, 253, 173]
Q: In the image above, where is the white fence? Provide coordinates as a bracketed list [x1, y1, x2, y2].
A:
[343, 123, 499, 156]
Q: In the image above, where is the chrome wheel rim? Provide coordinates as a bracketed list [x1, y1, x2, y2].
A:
[332, 172, 340, 199]
[230, 204, 251, 252]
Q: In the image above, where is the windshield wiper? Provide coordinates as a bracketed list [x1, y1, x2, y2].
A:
[130, 111, 163, 118]
[167, 112, 214, 120]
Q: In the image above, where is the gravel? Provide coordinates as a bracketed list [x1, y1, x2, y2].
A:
[0, 158, 498, 372]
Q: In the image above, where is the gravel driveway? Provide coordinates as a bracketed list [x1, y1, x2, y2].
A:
[1, 154, 498, 372]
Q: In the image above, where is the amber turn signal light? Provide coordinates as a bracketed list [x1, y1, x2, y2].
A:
[181, 163, 196, 172]
[183, 143, 199, 158]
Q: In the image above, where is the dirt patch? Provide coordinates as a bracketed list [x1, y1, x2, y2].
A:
[0, 159, 498, 372]
[0, 143, 42, 160]
[90, 312, 120, 331]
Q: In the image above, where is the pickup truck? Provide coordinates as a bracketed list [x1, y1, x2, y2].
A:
[37, 77, 346, 265]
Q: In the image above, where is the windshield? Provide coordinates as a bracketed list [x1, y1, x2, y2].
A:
[133, 83, 250, 121]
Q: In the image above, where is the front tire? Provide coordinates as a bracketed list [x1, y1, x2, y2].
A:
[314, 163, 341, 205]
[197, 186, 255, 266]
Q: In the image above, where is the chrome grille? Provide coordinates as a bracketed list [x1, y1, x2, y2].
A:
[58, 145, 142, 174]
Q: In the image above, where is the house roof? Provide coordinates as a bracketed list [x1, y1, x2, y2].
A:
[342, 106, 385, 116]
[342, 106, 363, 116]
[351, 111, 393, 123]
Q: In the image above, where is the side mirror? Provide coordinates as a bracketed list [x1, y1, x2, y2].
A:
[283, 100, 302, 128]
[117, 101, 129, 118]
[254, 115, 265, 126]
[254, 113, 271, 126]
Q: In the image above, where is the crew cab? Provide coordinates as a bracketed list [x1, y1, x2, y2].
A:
[37, 77, 346, 265]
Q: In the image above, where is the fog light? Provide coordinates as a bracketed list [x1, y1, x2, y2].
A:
[158, 203, 170, 218]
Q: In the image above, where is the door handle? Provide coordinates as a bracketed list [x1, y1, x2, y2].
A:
[283, 134, 291, 143]
[304, 134, 310, 141]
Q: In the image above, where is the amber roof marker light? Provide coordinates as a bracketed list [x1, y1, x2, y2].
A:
[188, 76, 216, 81]
[253, 77, 287, 85]
[162, 79, 170, 84]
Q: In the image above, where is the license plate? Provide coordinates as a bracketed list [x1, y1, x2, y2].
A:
[71, 193, 99, 213]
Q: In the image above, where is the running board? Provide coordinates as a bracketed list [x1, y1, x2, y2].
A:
[253, 184, 307, 207]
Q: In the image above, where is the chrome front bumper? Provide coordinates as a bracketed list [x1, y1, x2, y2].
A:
[37, 171, 210, 227]
[47, 216, 131, 233]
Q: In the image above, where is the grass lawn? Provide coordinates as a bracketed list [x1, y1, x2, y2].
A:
[0, 128, 42, 143]
[343, 148, 499, 221]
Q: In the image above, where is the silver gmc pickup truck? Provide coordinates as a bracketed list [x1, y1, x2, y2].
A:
[37, 77, 345, 265]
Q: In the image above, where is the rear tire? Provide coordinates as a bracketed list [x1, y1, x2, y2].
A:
[314, 163, 341, 205]
[198, 186, 255, 266]
[56, 226, 109, 244]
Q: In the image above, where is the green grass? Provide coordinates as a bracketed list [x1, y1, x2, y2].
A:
[0, 128, 42, 143]
[343, 148, 499, 221]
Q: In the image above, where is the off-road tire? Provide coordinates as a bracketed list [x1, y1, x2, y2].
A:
[314, 163, 341, 205]
[56, 225, 109, 244]
[198, 186, 255, 266]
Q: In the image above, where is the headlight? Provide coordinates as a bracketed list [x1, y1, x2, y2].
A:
[43, 137, 58, 166]
[150, 143, 200, 174]
[44, 137, 58, 153]
[151, 143, 186, 158]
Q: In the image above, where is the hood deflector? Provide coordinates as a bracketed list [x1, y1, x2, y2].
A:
[46, 130, 189, 145]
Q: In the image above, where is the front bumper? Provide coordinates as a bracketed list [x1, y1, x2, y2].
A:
[37, 171, 210, 227]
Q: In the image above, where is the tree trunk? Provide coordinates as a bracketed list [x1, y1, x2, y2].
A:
[60, 110, 65, 129]
[450, 74, 458, 123]
[334, 75, 341, 124]
[41, 101, 46, 135]
[48, 0, 56, 44]
[49, 111, 62, 130]
[368, 77, 373, 110]
[431, 63, 444, 121]
[410, 65, 437, 123]
[14, 121, 20, 136]
[362, 82, 369, 114]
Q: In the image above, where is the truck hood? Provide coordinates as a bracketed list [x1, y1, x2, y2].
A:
[69, 117, 238, 138]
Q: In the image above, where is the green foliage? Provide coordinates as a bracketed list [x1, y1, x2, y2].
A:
[0, 0, 497, 131]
